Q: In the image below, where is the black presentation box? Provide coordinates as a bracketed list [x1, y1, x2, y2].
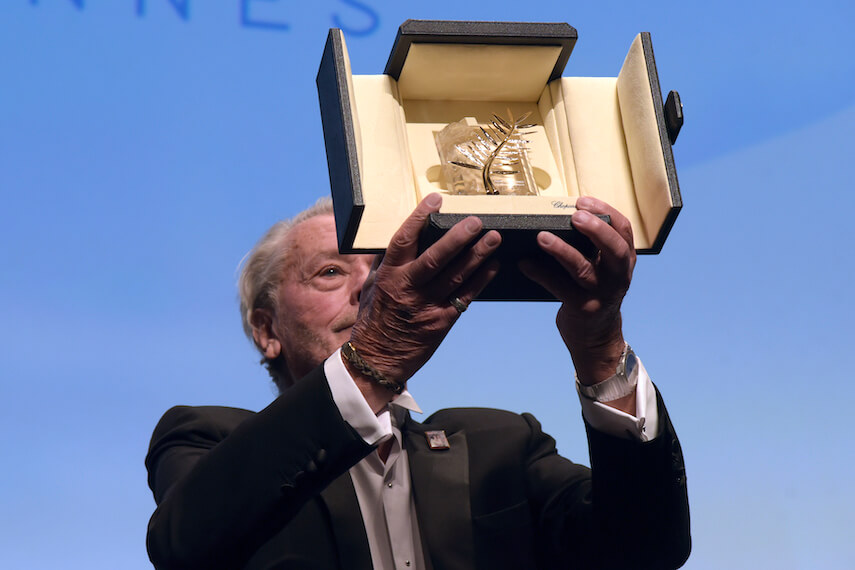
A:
[317, 20, 683, 301]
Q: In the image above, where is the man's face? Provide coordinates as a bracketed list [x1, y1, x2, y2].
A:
[272, 214, 374, 383]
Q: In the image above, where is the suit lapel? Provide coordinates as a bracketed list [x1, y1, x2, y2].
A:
[320, 472, 373, 570]
[404, 417, 475, 570]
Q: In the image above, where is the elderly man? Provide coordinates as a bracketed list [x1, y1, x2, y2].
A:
[146, 194, 690, 569]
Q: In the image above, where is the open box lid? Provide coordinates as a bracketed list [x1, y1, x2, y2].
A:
[317, 20, 683, 300]
[384, 20, 577, 86]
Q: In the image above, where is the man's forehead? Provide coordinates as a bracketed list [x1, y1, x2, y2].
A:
[281, 214, 374, 275]
[285, 215, 339, 260]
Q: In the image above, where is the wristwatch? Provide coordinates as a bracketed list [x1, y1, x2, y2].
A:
[577, 344, 638, 402]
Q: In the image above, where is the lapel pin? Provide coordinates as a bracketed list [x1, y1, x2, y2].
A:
[424, 430, 450, 450]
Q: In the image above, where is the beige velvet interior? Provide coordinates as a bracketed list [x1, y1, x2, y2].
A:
[397, 44, 563, 102]
[350, 75, 418, 250]
[337, 31, 673, 251]
[616, 35, 671, 245]
[554, 77, 647, 242]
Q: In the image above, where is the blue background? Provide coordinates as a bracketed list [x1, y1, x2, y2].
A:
[1, 1, 853, 568]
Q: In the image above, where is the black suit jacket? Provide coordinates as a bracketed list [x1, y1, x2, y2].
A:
[146, 367, 690, 569]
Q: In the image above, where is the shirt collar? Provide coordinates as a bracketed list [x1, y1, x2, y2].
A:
[387, 389, 421, 426]
[391, 389, 421, 413]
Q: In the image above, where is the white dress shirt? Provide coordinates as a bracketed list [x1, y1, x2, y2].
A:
[324, 348, 659, 570]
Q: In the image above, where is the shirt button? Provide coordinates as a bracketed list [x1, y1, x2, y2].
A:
[405, 561, 411, 567]
[387, 482, 393, 488]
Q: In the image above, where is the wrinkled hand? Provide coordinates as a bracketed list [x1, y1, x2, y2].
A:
[520, 196, 636, 384]
[348, 193, 501, 403]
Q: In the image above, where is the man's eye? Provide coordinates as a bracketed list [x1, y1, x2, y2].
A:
[318, 266, 342, 277]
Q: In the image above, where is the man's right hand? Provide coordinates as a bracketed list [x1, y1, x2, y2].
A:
[346, 193, 501, 411]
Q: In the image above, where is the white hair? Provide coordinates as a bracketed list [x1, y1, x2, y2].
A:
[237, 197, 334, 389]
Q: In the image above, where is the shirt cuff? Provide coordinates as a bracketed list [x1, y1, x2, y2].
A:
[577, 359, 660, 442]
[324, 349, 392, 446]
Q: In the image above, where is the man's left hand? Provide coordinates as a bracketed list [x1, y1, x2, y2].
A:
[520, 196, 636, 386]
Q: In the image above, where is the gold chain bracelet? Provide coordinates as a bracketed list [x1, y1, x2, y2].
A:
[341, 341, 404, 394]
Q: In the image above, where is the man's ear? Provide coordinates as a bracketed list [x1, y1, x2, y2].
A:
[250, 308, 281, 360]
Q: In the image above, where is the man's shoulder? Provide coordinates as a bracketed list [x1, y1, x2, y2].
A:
[420, 407, 558, 467]
[157, 404, 256, 428]
[145, 405, 259, 497]
[425, 406, 540, 433]
[149, 405, 256, 450]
